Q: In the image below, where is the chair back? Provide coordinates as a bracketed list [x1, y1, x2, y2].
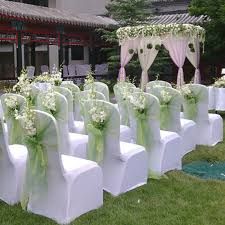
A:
[76, 64, 91, 77]
[68, 64, 76, 77]
[41, 65, 49, 74]
[1, 93, 26, 144]
[37, 91, 71, 155]
[146, 80, 172, 90]
[84, 82, 109, 101]
[182, 84, 209, 122]
[148, 86, 182, 132]
[27, 66, 35, 78]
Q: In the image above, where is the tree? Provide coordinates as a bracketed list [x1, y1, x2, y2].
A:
[98, 0, 152, 83]
[189, 0, 225, 65]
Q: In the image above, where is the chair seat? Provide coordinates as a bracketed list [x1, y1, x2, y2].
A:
[160, 130, 179, 141]
[119, 141, 145, 161]
[61, 155, 99, 181]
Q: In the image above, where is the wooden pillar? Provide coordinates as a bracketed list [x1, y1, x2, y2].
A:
[65, 45, 69, 65]
[57, 26, 64, 67]
[12, 21, 23, 76]
[31, 42, 36, 67]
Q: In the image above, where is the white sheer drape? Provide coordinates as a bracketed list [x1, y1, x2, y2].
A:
[163, 37, 188, 88]
[186, 38, 201, 84]
[138, 37, 161, 89]
[118, 40, 137, 81]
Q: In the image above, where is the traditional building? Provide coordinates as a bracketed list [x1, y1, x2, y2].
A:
[0, 0, 115, 79]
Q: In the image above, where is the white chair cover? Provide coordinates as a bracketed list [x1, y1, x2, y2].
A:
[84, 82, 110, 102]
[54, 86, 85, 134]
[37, 92, 88, 158]
[0, 113, 27, 204]
[148, 86, 197, 156]
[25, 110, 103, 224]
[146, 80, 172, 90]
[128, 93, 182, 175]
[61, 83, 81, 121]
[182, 84, 223, 146]
[41, 65, 49, 74]
[114, 82, 136, 126]
[208, 86, 216, 110]
[63, 65, 69, 77]
[84, 100, 148, 196]
[215, 88, 225, 111]
[1, 93, 26, 145]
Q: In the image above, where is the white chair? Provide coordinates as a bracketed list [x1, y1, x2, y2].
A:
[128, 93, 182, 175]
[75, 64, 91, 77]
[215, 87, 225, 111]
[1, 94, 26, 145]
[63, 65, 69, 77]
[84, 100, 148, 196]
[95, 64, 108, 76]
[0, 107, 27, 205]
[208, 86, 216, 110]
[146, 80, 172, 89]
[182, 84, 223, 146]
[84, 82, 110, 102]
[30, 84, 40, 107]
[147, 87, 197, 156]
[114, 82, 136, 126]
[68, 64, 76, 77]
[53, 86, 85, 135]
[24, 110, 103, 224]
[61, 83, 81, 121]
[41, 65, 49, 74]
[37, 92, 88, 158]
[26, 66, 35, 78]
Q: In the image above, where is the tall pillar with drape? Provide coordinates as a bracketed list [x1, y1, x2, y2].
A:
[118, 39, 137, 81]
[163, 37, 188, 88]
[138, 37, 161, 90]
[186, 38, 201, 84]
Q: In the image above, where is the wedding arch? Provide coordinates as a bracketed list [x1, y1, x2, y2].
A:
[116, 24, 205, 89]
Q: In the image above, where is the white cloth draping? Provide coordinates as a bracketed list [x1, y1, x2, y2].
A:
[163, 37, 188, 88]
[138, 37, 161, 89]
[118, 39, 138, 81]
[187, 38, 201, 83]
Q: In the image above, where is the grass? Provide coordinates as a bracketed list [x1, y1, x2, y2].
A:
[1, 116, 225, 225]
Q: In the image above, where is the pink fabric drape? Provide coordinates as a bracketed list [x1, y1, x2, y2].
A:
[163, 37, 188, 88]
[186, 39, 201, 84]
[118, 40, 137, 81]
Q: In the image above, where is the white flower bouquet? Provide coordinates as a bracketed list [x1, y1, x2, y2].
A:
[160, 90, 172, 105]
[42, 90, 57, 115]
[4, 95, 19, 118]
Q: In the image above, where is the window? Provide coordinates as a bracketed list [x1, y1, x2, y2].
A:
[71, 46, 84, 61]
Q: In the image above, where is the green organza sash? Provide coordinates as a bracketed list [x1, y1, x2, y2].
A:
[135, 111, 151, 150]
[185, 98, 197, 120]
[21, 124, 50, 210]
[87, 124, 105, 163]
[5, 107, 24, 145]
[160, 104, 170, 130]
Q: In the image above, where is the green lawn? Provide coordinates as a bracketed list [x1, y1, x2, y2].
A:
[1, 115, 225, 225]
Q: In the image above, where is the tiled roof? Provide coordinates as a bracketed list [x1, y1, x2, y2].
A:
[0, 0, 117, 28]
[150, 13, 208, 24]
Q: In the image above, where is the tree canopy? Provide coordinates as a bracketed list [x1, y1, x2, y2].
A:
[189, 0, 225, 64]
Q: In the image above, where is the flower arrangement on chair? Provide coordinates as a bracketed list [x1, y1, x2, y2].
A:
[86, 102, 110, 163]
